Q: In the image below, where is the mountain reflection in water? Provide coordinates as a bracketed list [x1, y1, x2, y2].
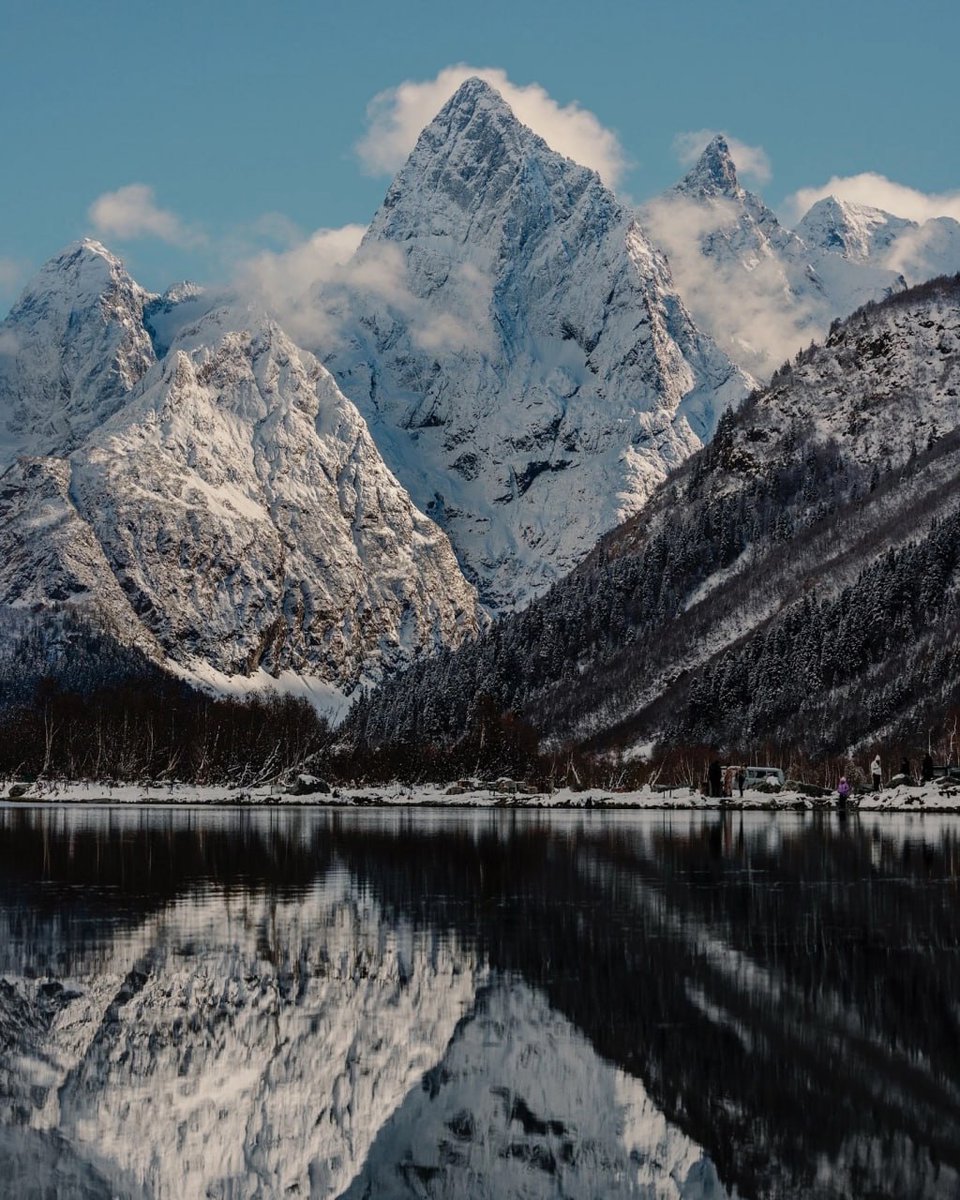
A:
[0, 805, 958, 1199]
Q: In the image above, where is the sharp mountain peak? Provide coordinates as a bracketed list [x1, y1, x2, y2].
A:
[676, 134, 742, 199]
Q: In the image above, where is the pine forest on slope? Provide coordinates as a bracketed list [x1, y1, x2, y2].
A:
[349, 277, 960, 762]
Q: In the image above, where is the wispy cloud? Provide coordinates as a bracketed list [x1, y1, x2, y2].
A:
[234, 224, 369, 344]
[642, 192, 817, 378]
[672, 129, 772, 185]
[356, 64, 627, 188]
[883, 219, 960, 282]
[236, 223, 493, 356]
[88, 184, 204, 247]
[785, 172, 960, 224]
[0, 258, 23, 290]
[0, 257, 26, 313]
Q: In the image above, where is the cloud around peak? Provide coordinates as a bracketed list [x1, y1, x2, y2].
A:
[785, 172, 960, 224]
[673, 129, 772, 185]
[355, 64, 627, 188]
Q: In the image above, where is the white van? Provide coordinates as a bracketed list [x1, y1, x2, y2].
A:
[744, 766, 785, 788]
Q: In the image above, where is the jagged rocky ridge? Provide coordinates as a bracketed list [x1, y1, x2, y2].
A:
[326, 78, 752, 611]
[350, 275, 960, 756]
[0, 241, 479, 705]
[0, 240, 156, 462]
[641, 136, 912, 379]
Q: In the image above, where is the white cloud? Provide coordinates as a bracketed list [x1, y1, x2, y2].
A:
[0, 258, 26, 315]
[356, 64, 626, 188]
[785, 173, 960, 224]
[236, 222, 493, 357]
[88, 184, 203, 247]
[642, 193, 817, 378]
[673, 129, 772, 185]
[0, 258, 22, 291]
[883, 219, 960, 282]
[235, 224, 369, 344]
[408, 262, 493, 354]
[0, 328, 19, 355]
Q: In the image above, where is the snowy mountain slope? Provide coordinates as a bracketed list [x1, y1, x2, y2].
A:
[795, 196, 915, 262]
[342, 979, 727, 1200]
[642, 138, 906, 378]
[326, 78, 751, 611]
[143, 280, 214, 356]
[546, 278, 960, 749]
[351, 276, 960, 754]
[0, 240, 156, 468]
[798, 196, 960, 285]
[0, 883, 482, 1200]
[0, 248, 479, 701]
[0, 456, 162, 653]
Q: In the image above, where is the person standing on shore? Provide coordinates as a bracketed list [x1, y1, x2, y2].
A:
[871, 755, 882, 792]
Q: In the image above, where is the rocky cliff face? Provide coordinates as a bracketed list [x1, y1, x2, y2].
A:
[327, 78, 751, 610]
[0, 244, 479, 705]
[0, 240, 156, 466]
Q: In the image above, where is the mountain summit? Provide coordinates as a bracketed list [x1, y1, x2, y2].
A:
[328, 81, 750, 610]
[796, 196, 913, 261]
[674, 135, 742, 200]
[0, 246, 479, 706]
[642, 144, 906, 378]
[0, 239, 156, 466]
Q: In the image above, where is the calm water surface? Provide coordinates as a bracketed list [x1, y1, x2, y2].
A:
[1, 804, 958, 1199]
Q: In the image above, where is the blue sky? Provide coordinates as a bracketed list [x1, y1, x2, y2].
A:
[2, 0, 959, 308]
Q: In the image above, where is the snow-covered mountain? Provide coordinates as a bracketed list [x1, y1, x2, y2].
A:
[0, 241, 156, 467]
[0, 242, 479, 705]
[797, 195, 960, 284]
[353, 276, 960, 755]
[795, 195, 916, 262]
[326, 78, 751, 611]
[641, 137, 907, 378]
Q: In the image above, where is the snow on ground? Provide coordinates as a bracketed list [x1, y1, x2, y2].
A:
[2, 778, 960, 811]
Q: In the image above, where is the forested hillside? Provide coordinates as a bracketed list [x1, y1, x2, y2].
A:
[349, 276, 960, 763]
[0, 607, 330, 781]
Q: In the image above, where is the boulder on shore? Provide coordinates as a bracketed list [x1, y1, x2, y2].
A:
[289, 775, 331, 796]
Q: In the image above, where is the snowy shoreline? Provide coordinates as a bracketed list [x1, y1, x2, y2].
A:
[3, 779, 960, 813]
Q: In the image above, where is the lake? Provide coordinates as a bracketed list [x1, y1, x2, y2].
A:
[0, 804, 958, 1198]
